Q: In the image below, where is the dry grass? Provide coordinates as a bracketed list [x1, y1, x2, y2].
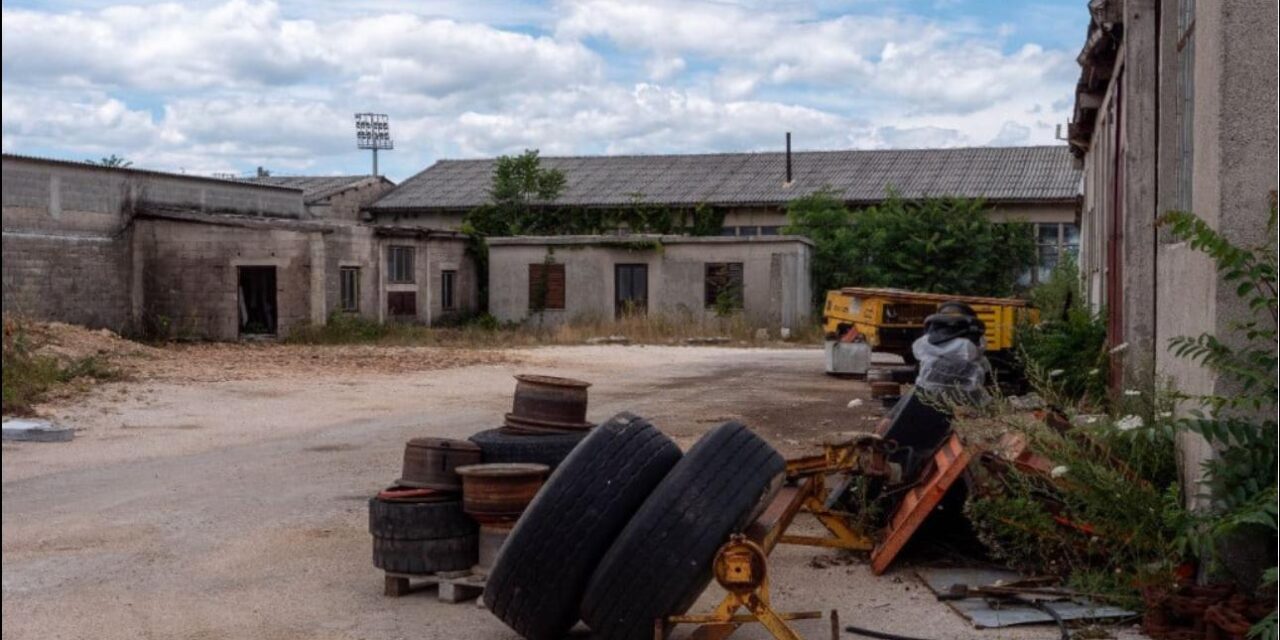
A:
[285, 312, 825, 348]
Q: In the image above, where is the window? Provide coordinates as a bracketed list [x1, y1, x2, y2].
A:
[387, 245, 415, 284]
[1175, 0, 1196, 212]
[441, 270, 457, 311]
[387, 292, 417, 318]
[1032, 223, 1081, 283]
[759, 226, 781, 236]
[528, 263, 565, 310]
[340, 267, 360, 312]
[719, 226, 738, 237]
[705, 262, 744, 310]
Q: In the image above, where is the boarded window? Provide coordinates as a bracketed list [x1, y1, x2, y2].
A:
[340, 267, 360, 312]
[387, 291, 417, 318]
[705, 262, 744, 309]
[441, 270, 457, 310]
[387, 245, 415, 284]
[528, 263, 565, 310]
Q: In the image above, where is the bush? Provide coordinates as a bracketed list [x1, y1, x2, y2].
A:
[783, 189, 1036, 307]
[1017, 256, 1110, 407]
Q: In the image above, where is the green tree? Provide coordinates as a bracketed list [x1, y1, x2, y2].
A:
[784, 188, 1036, 306]
[86, 154, 132, 168]
[465, 150, 567, 236]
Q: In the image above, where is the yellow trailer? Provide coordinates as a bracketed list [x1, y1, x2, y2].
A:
[822, 287, 1037, 363]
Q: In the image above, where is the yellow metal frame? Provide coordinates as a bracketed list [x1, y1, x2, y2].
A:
[821, 287, 1038, 356]
[663, 440, 885, 640]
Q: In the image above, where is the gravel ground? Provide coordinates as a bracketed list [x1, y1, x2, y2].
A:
[2, 344, 1143, 640]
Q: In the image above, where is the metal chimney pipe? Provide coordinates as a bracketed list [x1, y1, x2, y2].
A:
[785, 132, 792, 183]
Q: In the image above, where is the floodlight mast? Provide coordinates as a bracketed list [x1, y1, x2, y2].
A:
[354, 113, 393, 176]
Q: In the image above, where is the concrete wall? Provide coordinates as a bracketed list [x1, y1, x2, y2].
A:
[2, 155, 475, 338]
[487, 236, 812, 329]
[311, 180, 395, 223]
[376, 234, 477, 324]
[1, 155, 304, 333]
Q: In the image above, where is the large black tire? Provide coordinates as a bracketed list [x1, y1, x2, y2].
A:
[468, 428, 587, 470]
[372, 535, 478, 574]
[483, 412, 682, 640]
[580, 421, 786, 640]
[368, 497, 476, 540]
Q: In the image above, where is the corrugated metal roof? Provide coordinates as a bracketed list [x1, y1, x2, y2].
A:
[370, 145, 1080, 211]
[241, 175, 391, 203]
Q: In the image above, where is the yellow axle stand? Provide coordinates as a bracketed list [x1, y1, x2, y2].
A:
[658, 439, 888, 640]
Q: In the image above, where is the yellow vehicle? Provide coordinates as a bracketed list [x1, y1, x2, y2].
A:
[822, 287, 1037, 364]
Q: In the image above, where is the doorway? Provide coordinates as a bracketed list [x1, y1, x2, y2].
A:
[615, 263, 648, 318]
[238, 266, 278, 336]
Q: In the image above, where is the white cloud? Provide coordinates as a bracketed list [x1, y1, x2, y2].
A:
[0, 0, 1079, 179]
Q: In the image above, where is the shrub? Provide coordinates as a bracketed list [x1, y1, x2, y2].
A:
[2, 317, 121, 414]
[1017, 255, 1110, 407]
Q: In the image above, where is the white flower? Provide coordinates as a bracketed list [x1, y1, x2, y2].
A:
[1087, 368, 1100, 376]
[1124, 389, 1142, 397]
[1158, 411, 1173, 419]
[1084, 416, 1099, 424]
[847, 399, 864, 409]
[1048, 369, 1065, 378]
[1116, 415, 1144, 431]
[1051, 466, 1070, 478]
[1110, 342, 1130, 354]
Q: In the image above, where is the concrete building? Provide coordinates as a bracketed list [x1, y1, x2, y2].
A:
[486, 235, 812, 330]
[243, 174, 395, 222]
[369, 146, 1082, 285]
[2, 154, 476, 340]
[1067, 1, 1276, 494]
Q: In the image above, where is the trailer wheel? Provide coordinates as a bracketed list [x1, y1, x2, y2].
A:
[580, 421, 785, 640]
[468, 428, 587, 470]
[371, 535, 477, 574]
[483, 412, 682, 640]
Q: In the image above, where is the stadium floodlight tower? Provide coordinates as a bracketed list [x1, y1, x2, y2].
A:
[355, 113, 393, 176]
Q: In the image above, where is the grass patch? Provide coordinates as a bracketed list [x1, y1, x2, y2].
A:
[285, 311, 825, 348]
[2, 317, 122, 415]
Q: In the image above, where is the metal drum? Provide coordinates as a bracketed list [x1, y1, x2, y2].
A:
[456, 463, 549, 523]
[473, 522, 515, 577]
[508, 374, 592, 430]
[396, 438, 482, 491]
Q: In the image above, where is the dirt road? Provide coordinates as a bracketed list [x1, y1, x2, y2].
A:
[3, 345, 1086, 639]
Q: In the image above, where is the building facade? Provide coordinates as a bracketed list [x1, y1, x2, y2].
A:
[1068, 0, 1277, 497]
[487, 235, 812, 330]
[369, 146, 1082, 285]
[1, 155, 476, 340]
[244, 174, 395, 222]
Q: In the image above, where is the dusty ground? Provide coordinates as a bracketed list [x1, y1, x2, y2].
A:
[2, 343, 1138, 640]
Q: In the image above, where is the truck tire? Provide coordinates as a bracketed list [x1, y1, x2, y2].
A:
[484, 412, 682, 640]
[368, 497, 477, 540]
[371, 535, 478, 574]
[468, 428, 587, 470]
[580, 421, 785, 640]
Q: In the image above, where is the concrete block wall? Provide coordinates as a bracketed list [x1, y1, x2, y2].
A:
[1, 230, 134, 331]
[135, 219, 319, 341]
[487, 236, 812, 328]
[322, 226, 381, 320]
[315, 180, 395, 223]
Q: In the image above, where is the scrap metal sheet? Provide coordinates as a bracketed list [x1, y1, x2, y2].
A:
[916, 567, 1135, 628]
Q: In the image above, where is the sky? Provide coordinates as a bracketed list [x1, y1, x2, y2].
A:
[0, 0, 1089, 182]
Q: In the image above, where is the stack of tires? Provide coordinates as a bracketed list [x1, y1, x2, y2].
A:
[369, 438, 481, 575]
[483, 412, 785, 640]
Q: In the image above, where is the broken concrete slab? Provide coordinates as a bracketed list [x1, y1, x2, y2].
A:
[3, 418, 75, 442]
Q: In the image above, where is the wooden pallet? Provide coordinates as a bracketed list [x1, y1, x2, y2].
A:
[383, 569, 486, 603]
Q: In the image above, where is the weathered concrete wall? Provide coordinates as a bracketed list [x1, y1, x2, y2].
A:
[312, 180, 396, 223]
[375, 234, 477, 324]
[487, 236, 812, 329]
[135, 219, 319, 340]
[367, 210, 466, 231]
[322, 225, 381, 320]
[1153, 0, 1278, 502]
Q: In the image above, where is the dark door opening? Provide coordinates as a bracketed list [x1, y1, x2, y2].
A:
[238, 266, 278, 336]
[615, 264, 648, 318]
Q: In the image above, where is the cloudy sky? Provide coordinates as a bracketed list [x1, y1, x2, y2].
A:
[1, 0, 1087, 181]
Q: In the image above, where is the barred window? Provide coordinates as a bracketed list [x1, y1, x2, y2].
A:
[340, 267, 360, 312]
[705, 262, 744, 309]
[387, 246, 415, 284]
[441, 270, 457, 311]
